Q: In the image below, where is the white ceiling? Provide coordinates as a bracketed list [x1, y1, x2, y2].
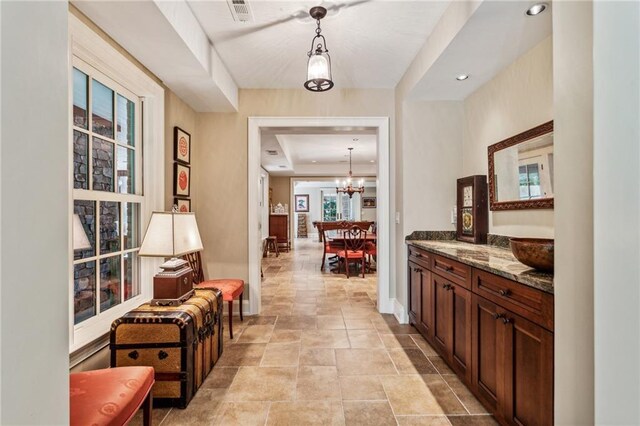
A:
[261, 130, 377, 176]
[408, 0, 552, 100]
[187, 0, 450, 89]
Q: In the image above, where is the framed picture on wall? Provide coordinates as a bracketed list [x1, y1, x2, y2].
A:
[174, 163, 191, 197]
[174, 126, 191, 164]
[295, 194, 309, 212]
[174, 198, 191, 212]
[362, 196, 377, 208]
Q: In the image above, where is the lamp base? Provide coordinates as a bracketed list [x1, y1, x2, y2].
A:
[150, 265, 193, 306]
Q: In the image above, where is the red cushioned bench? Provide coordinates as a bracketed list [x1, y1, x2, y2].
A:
[70, 366, 154, 426]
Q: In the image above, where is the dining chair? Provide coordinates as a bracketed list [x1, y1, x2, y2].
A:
[337, 226, 367, 278]
[321, 226, 344, 270]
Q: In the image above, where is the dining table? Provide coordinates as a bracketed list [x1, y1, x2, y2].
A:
[325, 230, 377, 274]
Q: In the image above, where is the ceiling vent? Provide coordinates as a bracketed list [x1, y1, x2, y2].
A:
[266, 150, 278, 156]
[278, 165, 287, 168]
[226, 0, 254, 22]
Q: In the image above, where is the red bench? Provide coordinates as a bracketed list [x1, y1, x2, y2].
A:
[70, 366, 154, 426]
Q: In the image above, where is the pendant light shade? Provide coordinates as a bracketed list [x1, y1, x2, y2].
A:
[304, 6, 334, 92]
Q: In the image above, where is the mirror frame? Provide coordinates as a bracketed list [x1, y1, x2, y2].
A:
[488, 120, 554, 211]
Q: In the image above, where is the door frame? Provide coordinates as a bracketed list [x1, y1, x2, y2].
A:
[248, 116, 392, 315]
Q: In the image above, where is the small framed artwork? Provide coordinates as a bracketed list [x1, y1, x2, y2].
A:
[174, 163, 191, 197]
[295, 194, 309, 212]
[174, 126, 191, 164]
[174, 198, 191, 212]
[362, 196, 377, 208]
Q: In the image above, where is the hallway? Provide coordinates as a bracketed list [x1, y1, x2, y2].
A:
[146, 239, 496, 425]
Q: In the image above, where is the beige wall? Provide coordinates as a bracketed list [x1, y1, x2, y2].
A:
[165, 91, 198, 211]
[463, 36, 554, 238]
[196, 89, 395, 284]
[553, 2, 594, 423]
[270, 176, 291, 211]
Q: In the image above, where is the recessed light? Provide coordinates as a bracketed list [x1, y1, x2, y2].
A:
[311, 160, 317, 163]
[526, 3, 547, 16]
[353, 138, 359, 142]
[456, 74, 469, 81]
[370, 160, 375, 163]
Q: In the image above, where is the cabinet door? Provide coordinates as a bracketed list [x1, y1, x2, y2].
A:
[419, 268, 433, 339]
[502, 310, 553, 426]
[450, 283, 472, 382]
[432, 274, 450, 356]
[408, 262, 422, 326]
[471, 294, 503, 412]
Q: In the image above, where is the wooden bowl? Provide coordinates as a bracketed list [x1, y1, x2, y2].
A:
[509, 238, 554, 272]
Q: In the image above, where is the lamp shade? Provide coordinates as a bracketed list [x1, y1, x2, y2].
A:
[138, 211, 203, 258]
[73, 213, 92, 251]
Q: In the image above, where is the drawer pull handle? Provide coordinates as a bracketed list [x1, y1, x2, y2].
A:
[414, 253, 422, 257]
[493, 313, 504, 321]
[443, 283, 453, 290]
[445, 266, 454, 272]
[498, 289, 511, 297]
[501, 317, 512, 324]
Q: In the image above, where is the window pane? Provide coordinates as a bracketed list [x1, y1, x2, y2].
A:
[74, 261, 96, 324]
[124, 202, 140, 250]
[100, 256, 121, 312]
[100, 201, 120, 254]
[92, 79, 114, 138]
[73, 131, 89, 190]
[73, 68, 88, 129]
[123, 252, 140, 301]
[93, 137, 114, 192]
[74, 200, 96, 260]
[117, 146, 135, 194]
[117, 94, 135, 146]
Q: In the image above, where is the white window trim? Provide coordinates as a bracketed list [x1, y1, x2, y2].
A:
[69, 14, 164, 353]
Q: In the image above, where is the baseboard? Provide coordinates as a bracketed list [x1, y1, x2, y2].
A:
[392, 298, 408, 324]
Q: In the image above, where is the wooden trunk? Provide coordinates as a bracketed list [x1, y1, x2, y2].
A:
[110, 288, 223, 408]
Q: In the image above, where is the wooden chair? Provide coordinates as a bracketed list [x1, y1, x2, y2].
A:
[337, 226, 367, 278]
[183, 251, 244, 339]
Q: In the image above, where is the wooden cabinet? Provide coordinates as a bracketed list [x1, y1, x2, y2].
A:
[408, 243, 554, 426]
[431, 273, 472, 382]
[269, 214, 290, 251]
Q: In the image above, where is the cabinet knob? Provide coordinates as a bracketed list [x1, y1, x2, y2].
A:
[414, 253, 422, 257]
[501, 317, 512, 324]
[498, 289, 511, 297]
[493, 313, 504, 320]
[445, 266, 454, 272]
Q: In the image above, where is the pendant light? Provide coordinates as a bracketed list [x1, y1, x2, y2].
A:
[304, 6, 334, 92]
[336, 148, 364, 198]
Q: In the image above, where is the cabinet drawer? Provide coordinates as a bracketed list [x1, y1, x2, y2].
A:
[431, 253, 471, 290]
[472, 269, 554, 331]
[408, 245, 431, 269]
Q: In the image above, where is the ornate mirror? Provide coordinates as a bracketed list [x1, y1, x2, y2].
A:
[488, 121, 554, 210]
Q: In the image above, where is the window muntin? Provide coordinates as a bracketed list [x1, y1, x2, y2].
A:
[72, 59, 143, 329]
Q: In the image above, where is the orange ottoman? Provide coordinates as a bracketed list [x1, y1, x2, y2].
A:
[70, 366, 154, 426]
[194, 278, 244, 339]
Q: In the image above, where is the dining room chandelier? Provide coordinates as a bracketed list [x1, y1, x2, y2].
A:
[304, 6, 334, 92]
[336, 148, 364, 198]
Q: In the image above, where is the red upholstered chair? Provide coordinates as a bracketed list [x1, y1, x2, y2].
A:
[184, 251, 244, 339]
[365, 241, 377, 272]
[321, 227, 344, 270]
[337, 226, 367, 278]
[70, 366, 154, 426]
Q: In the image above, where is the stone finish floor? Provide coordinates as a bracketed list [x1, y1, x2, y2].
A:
[134, 238, 496, 425]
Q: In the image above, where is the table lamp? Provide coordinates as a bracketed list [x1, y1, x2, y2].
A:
[138, 211, 203, 305]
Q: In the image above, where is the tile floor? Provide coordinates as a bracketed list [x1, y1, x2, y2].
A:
[133, 237, 496, 425]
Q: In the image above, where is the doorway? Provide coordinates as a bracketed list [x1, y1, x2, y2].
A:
[248, 117, 391, 315]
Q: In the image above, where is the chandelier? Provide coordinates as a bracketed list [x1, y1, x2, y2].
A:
[304, 6, 334, 92]
[336, 148, 364, 198]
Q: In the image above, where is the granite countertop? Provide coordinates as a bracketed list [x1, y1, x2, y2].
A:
[406, 239, 554, 294]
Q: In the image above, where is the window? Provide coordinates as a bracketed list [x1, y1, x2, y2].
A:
[519, 163, 542, 200]
[322, 193, 337, 221]
[72, 58, 144, 341]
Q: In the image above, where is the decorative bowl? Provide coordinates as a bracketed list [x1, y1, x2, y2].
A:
[509, 238, 554, 272]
